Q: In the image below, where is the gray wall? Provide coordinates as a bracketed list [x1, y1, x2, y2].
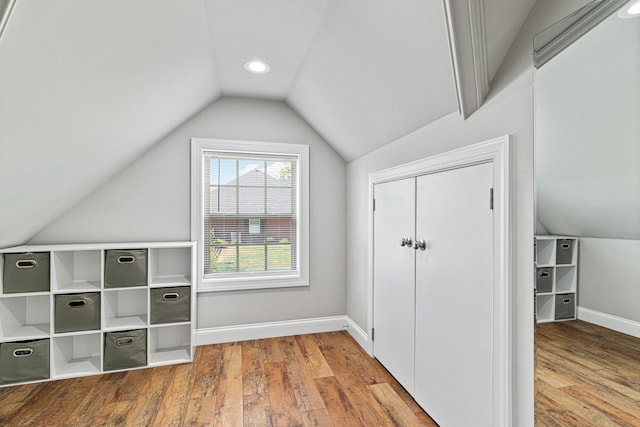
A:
[29, 97, 347, 328]
[535, 10, 640, 239]
[344, 1, 590, 425]
[579, 238, 640, 322]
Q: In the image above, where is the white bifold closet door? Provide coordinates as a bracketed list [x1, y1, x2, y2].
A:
[373, 161, 495, 427]
[372, 177, 416, 394]
[414, 162, 494, 427]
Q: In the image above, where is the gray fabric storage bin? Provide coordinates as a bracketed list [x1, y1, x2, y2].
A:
[555, 293, 575, 320]
[536, 267, 553, 293]
[150, 286, 191, 324]
[2, 252, 50, 293]
[0, 339, 50, 385]
[104, 249, 148, 288]
[556, 239, 574, 265]
[104, 329, 147, 371]
[55, 292, 101, 333]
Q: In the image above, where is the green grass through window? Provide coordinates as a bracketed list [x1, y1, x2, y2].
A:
[209, 244, 292, 273]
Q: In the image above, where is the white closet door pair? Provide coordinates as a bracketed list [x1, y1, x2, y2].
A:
[374, 162, 494, 427]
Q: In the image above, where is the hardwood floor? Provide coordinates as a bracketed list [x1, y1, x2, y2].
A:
[0, 331, 437, 426]
[536, 320, 640, 426]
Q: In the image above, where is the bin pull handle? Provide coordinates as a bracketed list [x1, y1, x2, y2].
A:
[540, 271, 550, 278]
[115, 337, 134, 346]
[561, 244, 571, 249]
[13, 348, 33, 357]
[163, 293, 179, 301]
[563, 298, 571, 304]
[67, 299, 87, 308]
[117, 256, 135, 264]
[15, 260, 36, 269]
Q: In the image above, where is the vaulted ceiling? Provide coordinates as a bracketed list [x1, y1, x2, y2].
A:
[0, 0, 536, 248]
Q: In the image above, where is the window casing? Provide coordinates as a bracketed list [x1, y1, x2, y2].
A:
[191, 138, 309, 291]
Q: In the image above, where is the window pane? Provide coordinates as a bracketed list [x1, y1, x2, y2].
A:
[209, 244, 237, 273]
[267, 188, 293, 214]
[237, 161, 266, 186]
[239, 245, 266, 271]
[209, 159, 220, 185]
[210, 186, 237, 214]
[265, 218, 292, 243]
[238, 187, 265, 214]
[267, 245, 292, 271]
[266, 161, 292, 186]
[219, 159, 237, 185]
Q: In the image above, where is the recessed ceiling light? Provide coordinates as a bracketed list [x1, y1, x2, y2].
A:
[619, 0, 640, 18]
[244, 60, 271, 74]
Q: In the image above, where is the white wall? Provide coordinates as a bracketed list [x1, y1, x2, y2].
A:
[345, 1, 590, 425]
[579, 238, 640, 322]
[29, 97, 347, 328]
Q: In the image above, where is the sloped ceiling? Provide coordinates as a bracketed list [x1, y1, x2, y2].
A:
[0, 0, 536, 248]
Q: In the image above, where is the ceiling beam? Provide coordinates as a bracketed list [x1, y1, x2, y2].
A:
[0, 0, 17, 40]
[443, 0, 490, 119]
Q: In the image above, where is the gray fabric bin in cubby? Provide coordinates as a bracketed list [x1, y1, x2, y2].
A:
[103, 329, 147, 371]
[555, 293, 575, 320]
[556, 239, 574, 265]
[104, 249, 148, 288]
[55, 292, 101, 333]
[150, 286, 191, 324]
[0, 339, 50, 385]
[536, 267, 553, 293]
[2, 252, 50, 293]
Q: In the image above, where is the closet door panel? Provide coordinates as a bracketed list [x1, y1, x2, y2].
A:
[414, 162, 494, 427]
[373, 178, 416, 393]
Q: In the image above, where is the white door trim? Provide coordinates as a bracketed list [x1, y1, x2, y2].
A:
[367, 134, 512, 426]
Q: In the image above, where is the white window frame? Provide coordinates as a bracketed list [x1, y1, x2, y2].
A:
[191, 138, 310, 292]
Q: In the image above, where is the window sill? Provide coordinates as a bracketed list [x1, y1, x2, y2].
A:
[196, 275, 309, 292]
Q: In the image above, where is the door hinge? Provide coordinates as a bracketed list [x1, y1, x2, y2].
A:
[489, 188, 494, 210]
[371, 328, 375, 341]
[373, 198, 376, 211]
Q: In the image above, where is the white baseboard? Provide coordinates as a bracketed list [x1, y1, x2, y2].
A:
[344, 316, 370, 353]
[196, 315, 369, 347]
[578, 307, 640, 339]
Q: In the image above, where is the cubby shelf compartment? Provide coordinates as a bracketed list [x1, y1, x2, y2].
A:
[103, 288, 148, 330]
[536, 294, 554, 323]
[52, 333, 101, 378]
[556, 266, 577, 293]
[52, 250, 102, 292]
[535, 238, 556, 267]
[0, 295, 50, 341]
[148, 324, 192, 366]
[149, 247, 192, 287]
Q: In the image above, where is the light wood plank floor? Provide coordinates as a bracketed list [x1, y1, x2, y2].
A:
[536, 320, 640, 426]
[0, 331, 437, 426]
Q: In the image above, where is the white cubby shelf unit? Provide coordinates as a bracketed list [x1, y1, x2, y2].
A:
[0, 242, 196, 387]
[535, 235, 578, 323]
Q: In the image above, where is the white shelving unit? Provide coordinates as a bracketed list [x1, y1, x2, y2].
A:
[0, 241, 196, 387]
[535, 235, 578, 323]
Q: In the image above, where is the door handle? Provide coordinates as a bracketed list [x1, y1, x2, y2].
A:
[413, 239, 426, 251]
[400, 237, 413, 247]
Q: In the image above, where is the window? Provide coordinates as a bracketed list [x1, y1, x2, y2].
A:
[248, 219, 261, 234]
[191, 138, 309, 291]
